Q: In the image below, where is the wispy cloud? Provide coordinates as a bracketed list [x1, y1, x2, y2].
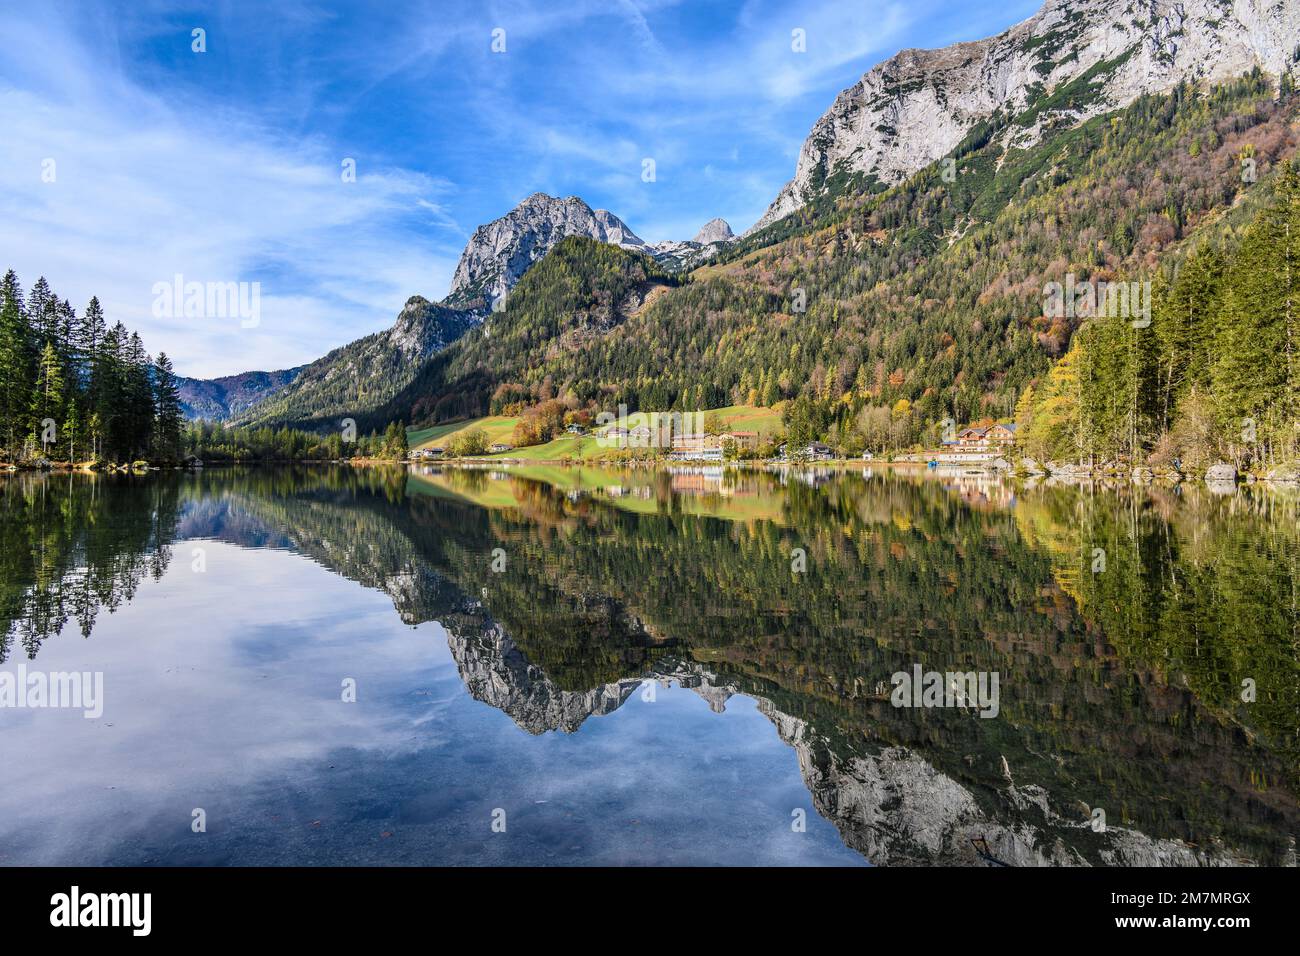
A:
[457, 0, 921, 239]
[0, 4, 464, 377]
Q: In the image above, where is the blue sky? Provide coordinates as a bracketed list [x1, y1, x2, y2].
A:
[0, 0, 1041, 378]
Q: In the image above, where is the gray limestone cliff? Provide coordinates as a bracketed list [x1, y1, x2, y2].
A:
[752, 0, 1300, 232]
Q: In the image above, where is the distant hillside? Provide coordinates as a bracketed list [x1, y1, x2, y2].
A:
[176, 367, 303, 421]
[233, 295, 478, 430]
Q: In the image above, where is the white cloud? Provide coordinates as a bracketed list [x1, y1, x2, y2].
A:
[0, 8, 464, 379]
[454, 0, 919, 237]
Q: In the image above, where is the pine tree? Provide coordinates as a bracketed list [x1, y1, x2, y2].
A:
[95, 322, 125, 461]
[0, 270, 34, 458]
[1153, 247, 1224, 427]
[31, 341, 65, 454]
[76, 296, 106, 377]
[152, 352, 182, 461]
[27, 276, 57, 347]
[1213, 163, 1300, 464]
[123, 331, 153, 459]
[1076, 312, 1137, 463]
[56, 298, 78, 397]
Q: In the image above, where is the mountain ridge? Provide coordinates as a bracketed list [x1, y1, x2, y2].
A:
[228, 295, 477, 429]
[751, 0, 1300, 232]
[176, 366, 304, 421]
[211, 197, 731, 426]
[390, 70, 1297, 448]
[446, 191, 733, 310]
[218, 0, 1299, 435]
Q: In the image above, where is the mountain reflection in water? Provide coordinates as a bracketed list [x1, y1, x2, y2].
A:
[1, 465, 1297, 866]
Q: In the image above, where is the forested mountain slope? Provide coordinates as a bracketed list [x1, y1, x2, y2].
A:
[392, 74, 1297, 461]
[387, 237, 678, 425]
[232, 295, 477, 431]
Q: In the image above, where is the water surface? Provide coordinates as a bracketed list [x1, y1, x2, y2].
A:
[1, 465, 1296, 866]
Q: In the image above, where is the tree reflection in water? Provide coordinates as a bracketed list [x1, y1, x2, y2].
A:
[2, 465, 1296, 865]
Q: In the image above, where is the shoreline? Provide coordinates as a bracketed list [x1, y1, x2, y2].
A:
[6, 456, 1297, 488]
[412, 456, 1300, 487]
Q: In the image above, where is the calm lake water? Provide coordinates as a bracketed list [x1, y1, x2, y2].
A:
[1, 464, 1297, 866]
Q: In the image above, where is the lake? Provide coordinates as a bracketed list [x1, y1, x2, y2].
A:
[1, 464, 1296, 866]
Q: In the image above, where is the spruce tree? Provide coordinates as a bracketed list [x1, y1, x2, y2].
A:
[1213, 163, 1299, 464]
[95, 323, 125, 460]
[1076, 312, 1137, 463]
[31, 341, 64, 454]
[27, 276, 57, 347]
[152, 352, 183, 461]
[124, 332, 153, 459]
[0, 270, 33, 458]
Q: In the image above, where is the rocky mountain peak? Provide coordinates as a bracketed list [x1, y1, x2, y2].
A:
[446, 192, 648, 310]
[691, 218, 735, 244]
[447, 190, 758, 309]
[750, 0, 1300, 233]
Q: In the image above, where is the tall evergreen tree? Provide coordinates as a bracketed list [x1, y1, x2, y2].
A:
[1076, 311, 1138, 462]
[31, 342, 65, 453]
[95, 322, 126, 460]
[27, 276, 57, 348]
[1213, 163, 1300, 464]
[76, 296, 106, 378]
[152, 352, 182, 461]
[0, 270, 34, 457]
[123, 331, 154, 459]
[1154, 247, 1224, 426]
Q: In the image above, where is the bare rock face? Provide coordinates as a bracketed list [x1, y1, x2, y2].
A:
[385, 295, 473, 357]
[1205, 462, 1239, 484]
[751, 0, 1300, 232]
[759, 703, 1248, 867]
[447, 193, 649, 311]
[445, 623, 643, 735]
[448, 199, 741, 310]
[691, 218, 735, 244]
